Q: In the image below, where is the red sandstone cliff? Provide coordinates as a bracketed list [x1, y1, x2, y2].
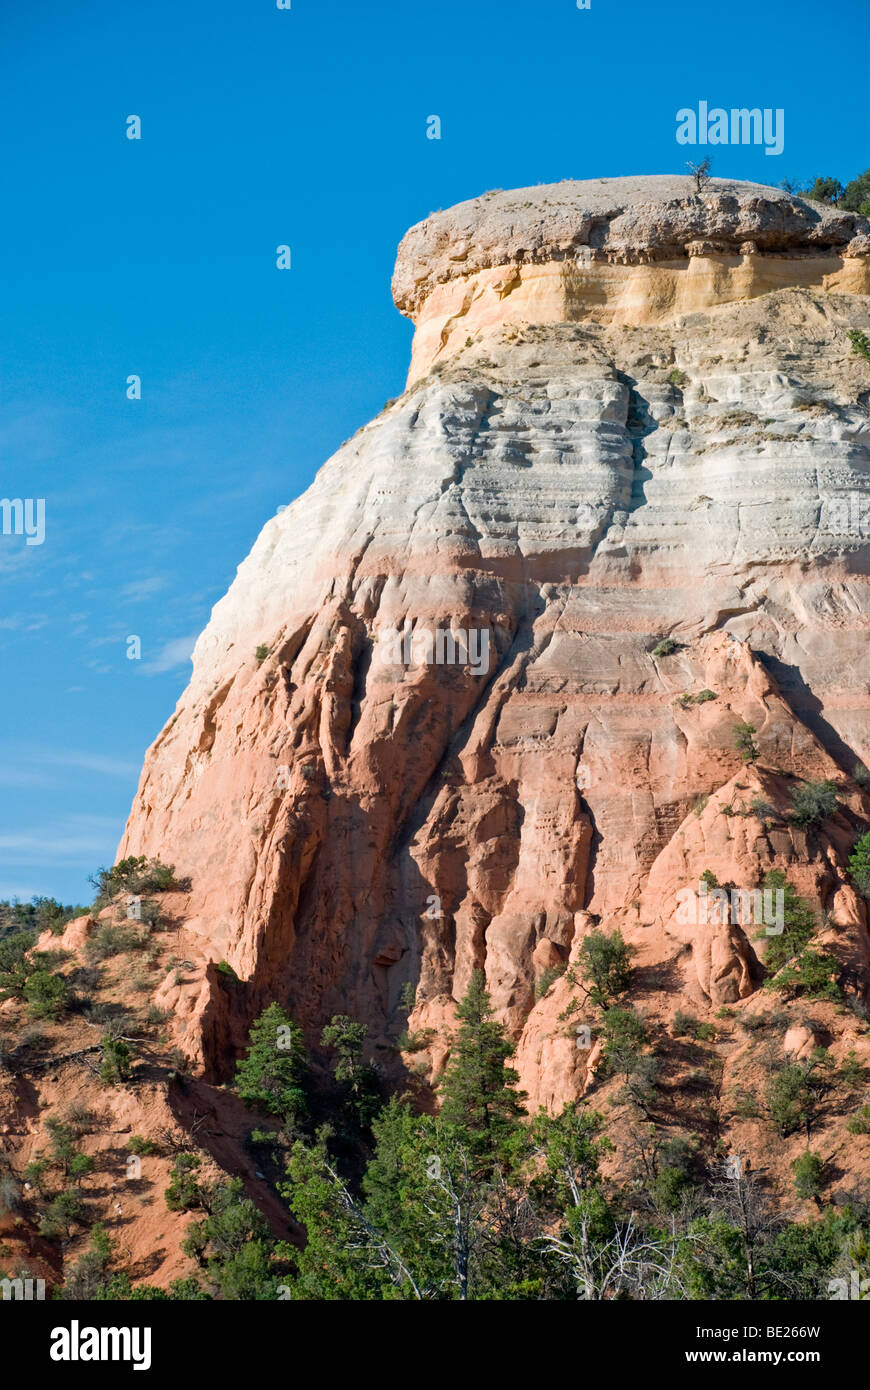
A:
[106, 177, 870, 1199]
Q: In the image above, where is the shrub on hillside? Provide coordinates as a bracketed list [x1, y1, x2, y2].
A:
[733, 722, 759, 763]
[85, 923, 146, 963]
[89, 856, 179, 910]
[789, 780, 838, 827]
[23, 969, 69, 1020]
[0, 932, 37, 1000]
[792, 1151, 824, 1200]
[99, 1036, 133, 1085]
[848, 329, 870, 363]
[573, 929, 634, 1008]
[848, 831, 870, 898]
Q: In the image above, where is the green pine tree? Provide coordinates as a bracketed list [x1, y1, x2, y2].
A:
[438, 970, 527, 1171]
[100, 1036, 133, 1084]
[573, 929, 634, 1008]
[0, 931, 37, 1000]
[320, 1014, 380, 1126]
[761, 869, 816, 971]
[848, 831, 870, 897]
[234, 1002, 308, 1126]
[281, 1135, 408, 1300]
[182, 1177, 279, 1300]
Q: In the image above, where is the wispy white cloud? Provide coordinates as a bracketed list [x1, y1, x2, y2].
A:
[51, 751, 141, 778]
[143, 633, 197, 674]
[0, 767, 52, 788]
[0, 833, 108, 853]
[120, 575, 168, 602]
[0, 748, 140, 787]
[0, 831, 118, 860]
[0, 546, 34, 576]
[0, 813, 121, 863]
[0, 612, 50, 633]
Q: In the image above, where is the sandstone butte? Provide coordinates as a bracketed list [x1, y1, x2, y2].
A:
[5, 176, 870, 1286]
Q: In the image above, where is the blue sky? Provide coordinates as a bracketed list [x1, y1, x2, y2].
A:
[1, 0, 867, 905]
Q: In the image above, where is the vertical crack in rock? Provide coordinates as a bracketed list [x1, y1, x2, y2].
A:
[620, 373, 657, 514]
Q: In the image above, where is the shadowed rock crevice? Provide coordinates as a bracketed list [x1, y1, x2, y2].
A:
[757, 650, 866, 775]
[618, 372, 657, 514]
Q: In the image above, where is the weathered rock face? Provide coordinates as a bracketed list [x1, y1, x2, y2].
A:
[393, 176, 870, 383]
[120, 177, 870, 1140]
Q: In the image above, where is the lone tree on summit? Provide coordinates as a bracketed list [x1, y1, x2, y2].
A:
[687, 157, 712, 193]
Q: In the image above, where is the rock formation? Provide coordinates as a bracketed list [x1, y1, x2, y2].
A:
[392, 176, 870, 383]
[116, 177, 870, 1182]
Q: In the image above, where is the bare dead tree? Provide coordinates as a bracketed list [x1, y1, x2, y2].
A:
[539, 1209, 690, 1300]
[687, 158, 712, 194]
[704, 1164, 782, 1299]
[418, 1148, 495, 1301]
